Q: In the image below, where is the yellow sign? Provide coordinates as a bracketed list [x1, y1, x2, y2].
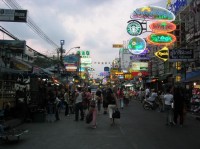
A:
[155, 47, 169, 61]
[113, 44, 123, 48]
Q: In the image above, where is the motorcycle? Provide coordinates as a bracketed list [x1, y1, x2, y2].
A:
[142, 97, 160, 110]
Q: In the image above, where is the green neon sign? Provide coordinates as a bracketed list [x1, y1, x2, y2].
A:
[151, 34, 172, 43]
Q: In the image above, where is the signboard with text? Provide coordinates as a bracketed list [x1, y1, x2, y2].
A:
[0, 9, 27, 22]
[0, 40, 26, 53]
[169, 49, 194, 62]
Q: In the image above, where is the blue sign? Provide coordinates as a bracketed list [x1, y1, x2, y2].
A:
[167, 0, 187, 14]
[104, 67, 110, 72]
[63, 55, 79, 63]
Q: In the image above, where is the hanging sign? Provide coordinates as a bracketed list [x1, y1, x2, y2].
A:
[126, 20, 143, 36]
[154, 47, 169, 61]
[146, 33, 176, 46]
[149, 21, 176, 33]
[169, 48, 194, 62]
[128, 37, 146, 55]
[130, 6, 175, 21]
[0, 9, 27, 22]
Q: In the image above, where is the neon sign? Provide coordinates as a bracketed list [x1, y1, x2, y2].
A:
[127, 20, 143, 36]
[146, 33, 176, 45]
[149, 21, 176, 33]
[130, 6, 175, 21]
[155, 47, 169, 61]
[128, 37, 146, 55]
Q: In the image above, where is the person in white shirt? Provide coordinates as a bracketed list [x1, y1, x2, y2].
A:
[163, 88, 174, 126]
[147, 89, 157, 102]
[145, 87, 150, 98]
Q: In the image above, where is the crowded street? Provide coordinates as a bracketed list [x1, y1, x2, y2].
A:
[1, 100, 200, 149]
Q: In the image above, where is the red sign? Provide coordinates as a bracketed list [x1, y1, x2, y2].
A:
[131, 72, 149, 77]
[149, 21, 176, 33]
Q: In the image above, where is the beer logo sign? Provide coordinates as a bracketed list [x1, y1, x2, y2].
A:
[128, 37, 146, 55]
[146, 33, 176, 46]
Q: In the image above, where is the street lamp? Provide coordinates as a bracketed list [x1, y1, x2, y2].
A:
[60, 40, 65, 61]
[65, 46, 80, 55]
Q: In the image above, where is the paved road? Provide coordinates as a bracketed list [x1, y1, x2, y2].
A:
[1, 100, 200, 149]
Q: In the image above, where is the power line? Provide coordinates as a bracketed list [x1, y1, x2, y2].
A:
[3, 0, 59, 50]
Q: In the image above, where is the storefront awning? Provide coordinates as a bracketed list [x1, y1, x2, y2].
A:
[182, 70, 200, 82]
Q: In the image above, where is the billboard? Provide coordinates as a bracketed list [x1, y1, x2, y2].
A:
[81, 58, 92, 64]
[0, 40, 26, 53]
[131, 62, 148, 71]
[0, 9, 27, 22]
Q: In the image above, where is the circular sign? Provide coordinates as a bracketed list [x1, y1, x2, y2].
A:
[127, 20, 143, 36]
[128, 37, 146, 55]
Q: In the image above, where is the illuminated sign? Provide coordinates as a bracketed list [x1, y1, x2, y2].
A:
[146, 33, 176, 46]
[167, 0, 187, 15]
[81, 58, 92, 64]
[131, 62, 148, 71]
[130, 6, 175, 21]
[77, 50, 90, 58]
[127, 20, 143, 36]
[154, 47, 169, 61]
[149, 21, 176, 33]
[128, 37, 146, 55]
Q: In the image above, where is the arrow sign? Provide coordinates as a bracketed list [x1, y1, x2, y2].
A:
[154, 47, 169, 61]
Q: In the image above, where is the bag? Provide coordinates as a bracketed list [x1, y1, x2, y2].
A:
[86, 112, 93, 124]
[112, 109, 120, 119]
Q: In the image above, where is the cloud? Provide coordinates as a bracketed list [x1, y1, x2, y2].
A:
[0, 0, 165, 75]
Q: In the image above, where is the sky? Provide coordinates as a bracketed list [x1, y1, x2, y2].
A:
[0, 0, 167, 77]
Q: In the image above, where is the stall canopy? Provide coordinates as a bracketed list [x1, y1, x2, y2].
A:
[182, 70, 200, 82]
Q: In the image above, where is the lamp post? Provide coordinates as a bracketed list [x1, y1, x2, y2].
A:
[60, 40, 65, 62]
[65, 46, 80, 55]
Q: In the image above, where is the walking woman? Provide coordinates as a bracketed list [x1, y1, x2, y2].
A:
[106, 88, 118, 125]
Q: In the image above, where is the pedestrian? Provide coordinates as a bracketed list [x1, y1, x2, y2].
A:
[102, 87, 108, 114]
[74, 87, 84, 121]
[64, 89, 70, 116]
[117, 87, 124, 109]
[55, 96, 61, 121]
[163, 88, 174, 126]
[173, 85, 185, 127]
[96, 88, 103, 114]
[88, 93, 97, 129]
[145, 86, 150, 99]
[106, 88, 119, 126]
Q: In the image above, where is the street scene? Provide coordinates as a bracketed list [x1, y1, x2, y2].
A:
[1, 100, 200, 149]
[1, 0, 200, 149]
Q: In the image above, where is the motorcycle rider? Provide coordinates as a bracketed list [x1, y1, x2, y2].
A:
[146, 89, 158, 103]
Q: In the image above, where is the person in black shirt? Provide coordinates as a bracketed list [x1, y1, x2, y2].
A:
[96, 88, 103, 114]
